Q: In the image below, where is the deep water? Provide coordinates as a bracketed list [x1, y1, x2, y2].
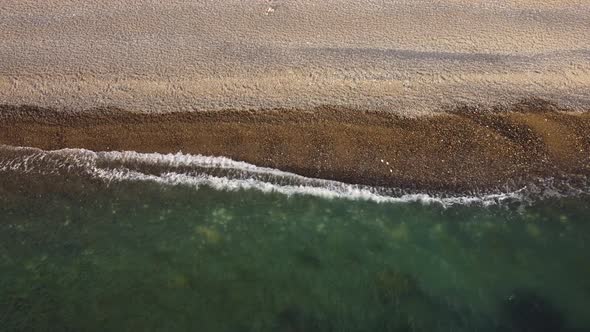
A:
[1, 175, 589, 332]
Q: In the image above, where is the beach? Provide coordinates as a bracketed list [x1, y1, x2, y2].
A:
[2, 1, 590, 331]
[2, 0, 589, 194]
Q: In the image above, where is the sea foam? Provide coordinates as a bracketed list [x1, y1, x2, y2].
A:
[2, 145, 586, 207]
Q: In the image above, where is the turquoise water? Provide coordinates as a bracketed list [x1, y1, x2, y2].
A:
[1, 147, 590, 331]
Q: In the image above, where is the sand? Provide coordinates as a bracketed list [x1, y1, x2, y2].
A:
[1, 0, 590, 115]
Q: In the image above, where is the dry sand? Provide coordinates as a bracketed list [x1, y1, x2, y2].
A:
[1, 0, 590, 114]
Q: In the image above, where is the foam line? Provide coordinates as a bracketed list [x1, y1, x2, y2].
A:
[3, 145, 586, 207]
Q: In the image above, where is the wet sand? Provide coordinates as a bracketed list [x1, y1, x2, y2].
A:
[1, 101, 589, 194]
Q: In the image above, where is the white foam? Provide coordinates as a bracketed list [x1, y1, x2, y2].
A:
[0, 145, 532, 207]
[95, 168, 522, 206]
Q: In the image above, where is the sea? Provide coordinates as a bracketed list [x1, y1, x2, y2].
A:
[0, 145, 589, 331]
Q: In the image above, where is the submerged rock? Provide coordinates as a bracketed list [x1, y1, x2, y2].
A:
[374, 270, 494, 331]
[501, 289, 565, 332]
[194, 225, 222, 244]
[375, 269, 421, 305]
[294, 247, 322, 269]
[273, 307, 331, 332]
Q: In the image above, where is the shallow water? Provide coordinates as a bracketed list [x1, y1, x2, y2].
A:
[1, 148, 589, 331]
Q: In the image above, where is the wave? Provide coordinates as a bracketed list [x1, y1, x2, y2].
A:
[0, 145, 587, 207]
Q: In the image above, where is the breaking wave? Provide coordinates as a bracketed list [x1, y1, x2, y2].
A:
[1, 145, 588, 207]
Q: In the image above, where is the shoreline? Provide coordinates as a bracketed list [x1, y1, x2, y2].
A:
[1, 102, 589, 194]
